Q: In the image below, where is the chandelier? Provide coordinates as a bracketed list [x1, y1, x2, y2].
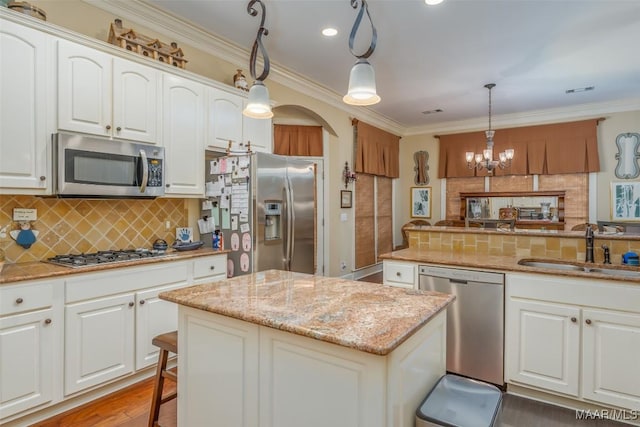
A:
[466, 83, 514, 174]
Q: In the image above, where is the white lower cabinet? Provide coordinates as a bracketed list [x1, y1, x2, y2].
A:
[135, 282, 185, 370]
[65, 293, 135, 395]
[0, 279, 61, 420]
[505, 272, 640, 411]
[178, 306, 446, 427]
[0, 309, 55, 418]
[382, 260, 416, 289]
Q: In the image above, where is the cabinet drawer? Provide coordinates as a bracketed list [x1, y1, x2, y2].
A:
[384, 262, 415, 286]
[193, 255, 227, 281]
[0, 281, 54, 316]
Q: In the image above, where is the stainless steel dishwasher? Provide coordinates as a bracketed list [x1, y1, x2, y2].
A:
[419, 265, 504, 385]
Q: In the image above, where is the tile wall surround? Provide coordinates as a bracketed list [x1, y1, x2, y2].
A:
[0, 196, 188, 264]
[408, 230, 640, 264]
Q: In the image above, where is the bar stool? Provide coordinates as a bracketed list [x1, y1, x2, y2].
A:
[148, 331, 178, 427]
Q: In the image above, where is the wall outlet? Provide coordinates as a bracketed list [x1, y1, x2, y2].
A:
[165, 220, 171, 231]
[340, 261, 347, 271]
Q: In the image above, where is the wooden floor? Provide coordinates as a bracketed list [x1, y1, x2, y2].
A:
[34, 374, 176, 427]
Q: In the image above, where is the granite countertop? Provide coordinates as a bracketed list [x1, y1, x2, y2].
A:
[159, 269, 455, 356]
[381, 248, 640, 284]
[0, 248, 230, 285]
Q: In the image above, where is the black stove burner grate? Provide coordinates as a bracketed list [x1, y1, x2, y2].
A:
[47, 248, 166, 268]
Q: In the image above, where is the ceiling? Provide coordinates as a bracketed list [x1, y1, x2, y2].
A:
[144, 0, 640, 130]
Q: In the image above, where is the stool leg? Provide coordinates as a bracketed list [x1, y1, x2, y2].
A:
[148, 348, 169, 427]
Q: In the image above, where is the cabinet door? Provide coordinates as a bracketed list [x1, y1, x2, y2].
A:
[64, 293, 134, 395]
[0, 20, 51, 192]
[112, 58, 160, 144]
[505, 298, 580, 397]
[582, 308, 640, 410]
[135, 283, 185, 370]
[58, 40, 112, 136]
[163, 74, 204, 196]
[242, 100, 272, 153]
[0, 309, 54, 419]
[207, 88, 243, 150]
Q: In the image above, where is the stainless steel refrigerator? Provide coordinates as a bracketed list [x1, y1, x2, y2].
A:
[203, 151, 316, 277]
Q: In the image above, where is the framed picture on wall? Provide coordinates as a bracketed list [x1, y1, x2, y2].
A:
[611, 182, 640, 220]
[411, 187, 431, 218]
[341, 190, 352, 208]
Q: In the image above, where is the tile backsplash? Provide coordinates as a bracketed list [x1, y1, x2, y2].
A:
[0, 196, 187, 263]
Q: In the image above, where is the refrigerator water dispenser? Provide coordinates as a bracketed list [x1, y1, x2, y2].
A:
[264, 201, 282, 241]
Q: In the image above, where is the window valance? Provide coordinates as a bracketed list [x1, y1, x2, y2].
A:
[273, 125, 323, 157]
[437, 119, 601, 178]
[354, 120, 400, 178]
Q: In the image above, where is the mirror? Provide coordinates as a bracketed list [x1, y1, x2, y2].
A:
[414, 151, 429, 185]
[615, 132, 640, 179]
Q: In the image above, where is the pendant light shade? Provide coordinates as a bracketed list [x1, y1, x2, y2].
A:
[343, 58, 381, 106]
[243, 80, 273, 119]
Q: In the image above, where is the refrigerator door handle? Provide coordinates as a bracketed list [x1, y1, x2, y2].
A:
[282, 186, 291, 270]
[286, 176, 296, 271]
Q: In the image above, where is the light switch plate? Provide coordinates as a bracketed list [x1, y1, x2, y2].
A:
[13, 208, 37, 221]
[340, 213, 348, 222]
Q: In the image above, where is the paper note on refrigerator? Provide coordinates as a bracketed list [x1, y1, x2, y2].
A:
[238, 156, 250, 168]
[221, 209, 231, 229]
[231, 215, 238, 231]
[240, 223, 250, 233]
[210, 160, 220, 174]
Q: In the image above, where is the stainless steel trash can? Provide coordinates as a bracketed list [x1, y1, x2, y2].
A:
[416, 374, 502, 427]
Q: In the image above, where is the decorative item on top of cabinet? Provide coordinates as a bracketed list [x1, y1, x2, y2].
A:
[614, 132, 640, 179]
[7, 1, 46, 20]
[108, 19, 187, 69]
[414, 151, 429, 185]
[233, 69, 249, 92]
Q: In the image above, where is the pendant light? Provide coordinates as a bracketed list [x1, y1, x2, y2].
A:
[343, 0, 381, 106]
[243, 0, 273, 119]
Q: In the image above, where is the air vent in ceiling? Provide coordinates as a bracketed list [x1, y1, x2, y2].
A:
[565, 86, 595, 94]
[422, 109, 443, 115]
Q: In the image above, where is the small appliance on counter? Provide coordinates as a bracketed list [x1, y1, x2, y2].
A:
[622, 251, 639, 265]
[152, 239, 168, 251]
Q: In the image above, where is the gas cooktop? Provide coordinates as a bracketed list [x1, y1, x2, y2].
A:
[46, 249, 167, 268]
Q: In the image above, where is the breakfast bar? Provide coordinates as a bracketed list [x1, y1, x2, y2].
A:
[159, 269, 455, 427]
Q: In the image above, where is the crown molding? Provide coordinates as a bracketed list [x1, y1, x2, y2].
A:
[84, 0, 404, 136]
[403, 97, 640, 137]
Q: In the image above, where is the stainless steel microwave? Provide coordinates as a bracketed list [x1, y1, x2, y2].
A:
[53, 132, 165, 198]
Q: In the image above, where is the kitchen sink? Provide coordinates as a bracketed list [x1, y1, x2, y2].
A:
[518, 259, 640, 279]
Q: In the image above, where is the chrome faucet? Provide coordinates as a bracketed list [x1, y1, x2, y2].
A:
[602, 244, 611, 264]
[585, 227, 594, 263]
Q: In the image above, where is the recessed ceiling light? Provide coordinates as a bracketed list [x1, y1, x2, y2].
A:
[565, 86, 595, 94]
[322, 28, 338, 37]
[425, 0, 444, 5]
[422, 109, 443, 115]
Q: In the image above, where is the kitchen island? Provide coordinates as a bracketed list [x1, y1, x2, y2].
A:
[159, 269, 454, 427]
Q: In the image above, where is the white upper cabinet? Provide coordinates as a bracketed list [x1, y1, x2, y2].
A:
[0, 19, 54, 194]
[162, 74, 205, 196]
[242, 99, 273, 153]
[58, 40, 160, 144]
[207, 88, 243, 151]
[206, 87, 272, 153]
